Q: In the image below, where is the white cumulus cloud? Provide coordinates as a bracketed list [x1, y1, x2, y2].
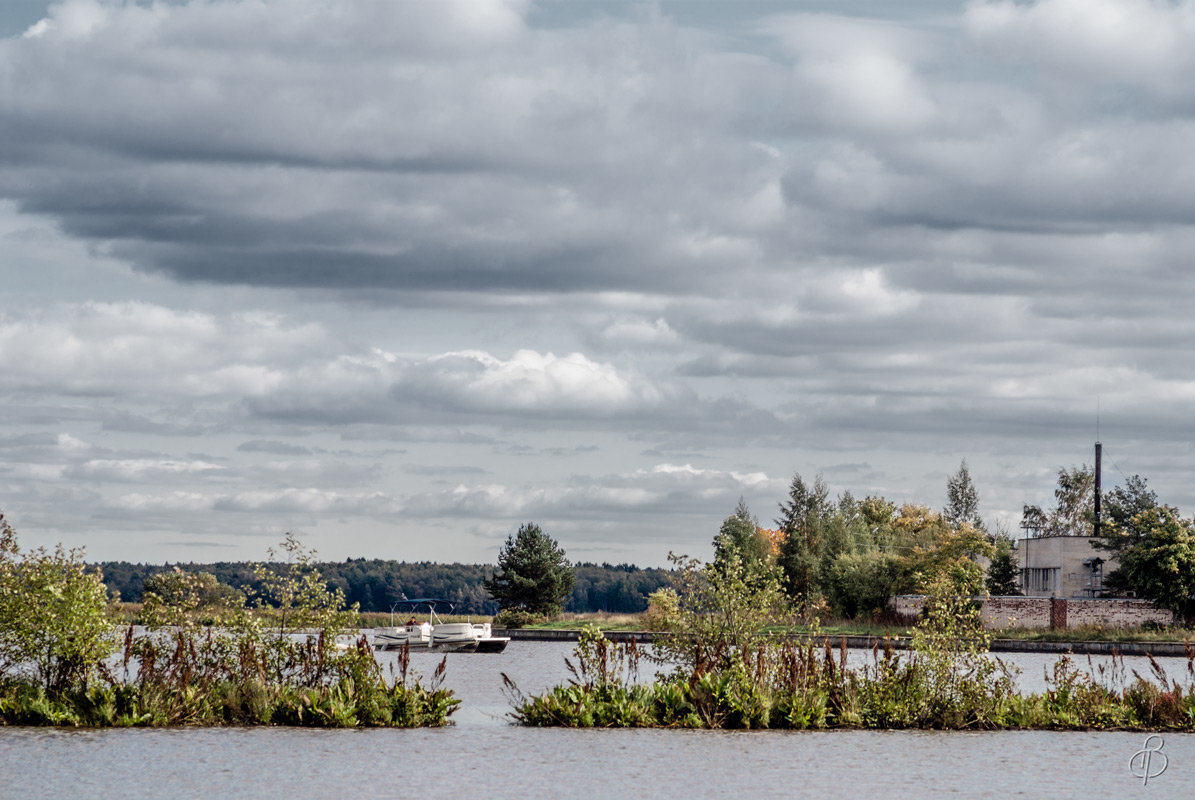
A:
[400, 349, 671, 417]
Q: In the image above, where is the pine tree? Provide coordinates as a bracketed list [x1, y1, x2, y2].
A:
[776, 472, 829, 600]
[986, 537, 1020, 596]
[775, 472, 828, 536]
[712, 498, 769, 573]
[483, 523, 575, 616]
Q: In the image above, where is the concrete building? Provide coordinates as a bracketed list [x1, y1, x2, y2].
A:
[1016, 536, 1115, 598]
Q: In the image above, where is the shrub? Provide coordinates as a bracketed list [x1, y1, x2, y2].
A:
[493, 609, 543, 628]
[644, 587, 679, 631]
[0, 513, 115, 693]
[0, 531, 459, 729]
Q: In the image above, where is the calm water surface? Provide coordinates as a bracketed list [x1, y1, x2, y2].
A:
[1, 642, 1190, 799]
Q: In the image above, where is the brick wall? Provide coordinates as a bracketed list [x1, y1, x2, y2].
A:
[982, 596, 1054, 629]
[1065, 598, 1173, 628]
[893, 595, 1173, 630]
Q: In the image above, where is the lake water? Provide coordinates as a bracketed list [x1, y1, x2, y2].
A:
[1, 641, 1191, 799]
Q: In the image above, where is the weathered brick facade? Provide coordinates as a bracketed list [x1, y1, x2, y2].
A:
[892, 595, 1173, 630]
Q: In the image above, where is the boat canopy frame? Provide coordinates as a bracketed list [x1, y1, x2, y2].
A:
[388, 598, 456, 626]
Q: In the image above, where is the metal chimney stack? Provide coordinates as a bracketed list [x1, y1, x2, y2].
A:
[1094, 441, 1102, 537]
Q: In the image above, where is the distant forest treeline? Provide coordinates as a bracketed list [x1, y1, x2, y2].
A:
[94, 559, 672, 616]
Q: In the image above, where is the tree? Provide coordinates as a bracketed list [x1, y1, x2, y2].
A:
[245, 532, 357, 641]
[775, 472, 829, 536]
[1051, 465, 1094, 536]
[1111, 507, 1195, 622]
[776, 472, 830, 601]
[1021, 465, 1095, 537]
[0, 513, 115, 692]
[824, 549, 909, 618]
[141, 568, 243, 627]
[986, 536, 1020, 596]
[712, 498, 770, 574]
[895, 506, 993, 585]
[484, 523, 575, 616]
[1096, 474, 1162, 557]
[1020, 504, 1048, 537]
[943, 459, 983, 531]
[654, 551, 789, 676]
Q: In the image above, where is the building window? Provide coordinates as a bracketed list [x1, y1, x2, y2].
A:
[1021, 567, 1058, 594]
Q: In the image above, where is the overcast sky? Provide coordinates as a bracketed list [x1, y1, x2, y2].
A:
[2, 0, 1193, 567]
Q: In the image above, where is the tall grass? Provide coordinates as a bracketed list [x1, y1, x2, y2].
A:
[506, 629, 1195, 731]
[0, 627, 458, 728]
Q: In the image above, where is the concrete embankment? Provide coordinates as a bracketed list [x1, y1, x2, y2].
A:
[495, 628, 652, 644]
[494, 628, 1194, 657]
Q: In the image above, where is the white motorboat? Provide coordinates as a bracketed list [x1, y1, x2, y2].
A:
[373, 599, 509, 653]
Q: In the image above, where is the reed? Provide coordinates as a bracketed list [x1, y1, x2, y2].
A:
[506, 629, 1195, 731]
[0, 628, 458, 728]
[3, 534, 460, 728]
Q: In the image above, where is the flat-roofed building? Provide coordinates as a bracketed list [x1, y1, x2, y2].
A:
[1016, 535, 1113, 598]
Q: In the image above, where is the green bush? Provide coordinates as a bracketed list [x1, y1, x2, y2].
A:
[0, 514, 115, 693]
[493, 608, 543, 628]
[507, 555, 1195, 732]
[0, 531, 460, 729]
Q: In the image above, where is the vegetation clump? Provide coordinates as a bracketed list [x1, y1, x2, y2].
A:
[507, 546, 1195, 732]
[0, 519, 457, 728]
[492, 608, 545, 629]
[0, 514, 115, 695]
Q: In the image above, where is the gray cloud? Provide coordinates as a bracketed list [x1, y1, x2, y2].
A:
[3, 0, 1195, 565]
[2, 0, 1192, 311]
[237, 440, 315, 456]
[0, 1, 787, 298]
[402, 464, 490, 477]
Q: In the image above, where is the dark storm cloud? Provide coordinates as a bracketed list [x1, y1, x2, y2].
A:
[0, 1, 786, 297]
[5, 0, 1195, 320]
[144, 242, 637, 293]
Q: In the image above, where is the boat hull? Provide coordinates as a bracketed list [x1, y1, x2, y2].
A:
[372, 623, 509, 653]
[474, 637, 510, 653]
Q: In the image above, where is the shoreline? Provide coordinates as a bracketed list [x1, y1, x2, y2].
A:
[491, 627, 1195, 657]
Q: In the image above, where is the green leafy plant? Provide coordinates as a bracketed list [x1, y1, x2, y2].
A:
[643, 587, 679, 631]
[0, 513, 115, 693]
[0, 530, 459, 729]
[492, 608, 543, 629]
[652, 551, 791, 678]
